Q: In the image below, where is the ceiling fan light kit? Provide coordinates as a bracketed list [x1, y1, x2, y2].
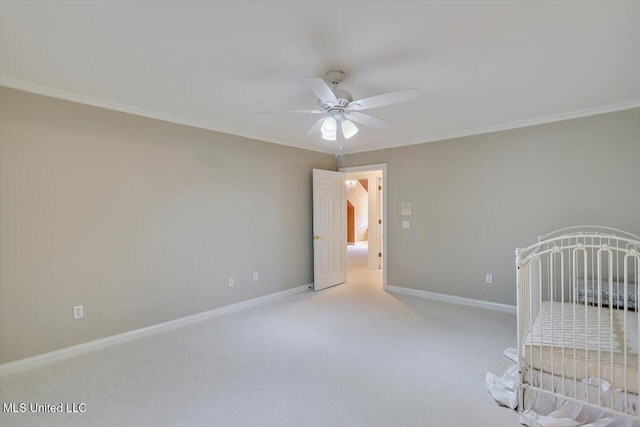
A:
[320, 116, 337, 140]
[340, 119, 358, 139]
[321, 117, 359, 141]
[260, 70, 419, 152]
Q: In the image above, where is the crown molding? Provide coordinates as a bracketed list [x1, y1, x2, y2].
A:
[338, 99, 640, 155]
[0, 75, 335, 155]
[3, 75, 638, 157]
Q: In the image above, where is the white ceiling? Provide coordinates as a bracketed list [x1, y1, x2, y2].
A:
[1, 1, 639, 154]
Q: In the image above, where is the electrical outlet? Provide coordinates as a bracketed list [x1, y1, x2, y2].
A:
[253, 272, 259, 281]
[73, 305, 84, 319]
[402, 221, 410, 229]
[228, 277, 234, 287]
[486, 274, 493, 284]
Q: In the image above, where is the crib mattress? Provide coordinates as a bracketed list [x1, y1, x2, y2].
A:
[523, 301, 640, 394]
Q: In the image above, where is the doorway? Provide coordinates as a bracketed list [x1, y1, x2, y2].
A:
[339, 164, 387, 290]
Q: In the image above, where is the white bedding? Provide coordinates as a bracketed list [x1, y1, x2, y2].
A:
[522, 366, 640, 420]
[523, 301, 639, 394]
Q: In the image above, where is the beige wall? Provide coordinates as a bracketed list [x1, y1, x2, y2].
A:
[0, 87, 336, 364]
[2, 86, 638, 364]
[339, 108, 640, 306]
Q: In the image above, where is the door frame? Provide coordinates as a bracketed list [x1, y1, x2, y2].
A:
[339, 163, 388, 291]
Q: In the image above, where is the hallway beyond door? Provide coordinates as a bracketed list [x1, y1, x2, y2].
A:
[347, 243, 382, 290]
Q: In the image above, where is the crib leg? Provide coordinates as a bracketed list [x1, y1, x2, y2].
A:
[518, 383, 524, 413]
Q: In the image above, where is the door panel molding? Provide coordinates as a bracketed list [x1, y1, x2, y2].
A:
[312, 169, 347, 291]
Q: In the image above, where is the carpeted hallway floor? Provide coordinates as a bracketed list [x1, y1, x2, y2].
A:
[0, 245, 519, 426]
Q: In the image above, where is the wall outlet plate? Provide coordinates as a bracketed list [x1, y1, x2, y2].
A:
[73, 305, 83, 319]
[253, 272, 259, 281]
[228, 277, 234, 287]
[486, 274, 493, 284]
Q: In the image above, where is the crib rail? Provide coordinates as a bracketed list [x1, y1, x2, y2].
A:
[516, 228, 640, 418]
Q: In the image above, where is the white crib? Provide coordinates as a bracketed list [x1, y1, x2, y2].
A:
[516, 226, 640, 419]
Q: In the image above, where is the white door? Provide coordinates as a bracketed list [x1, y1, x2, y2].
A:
[312, 169, 346, 291]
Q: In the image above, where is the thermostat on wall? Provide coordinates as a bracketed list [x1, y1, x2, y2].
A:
[402, 201, 412, 216]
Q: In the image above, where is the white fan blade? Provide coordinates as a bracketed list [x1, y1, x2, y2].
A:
[305, 77, 338, 104]
[256, 109, 325, 114]
[306, 116, 327, 136]
[349, 88, 418, 111]
[344, 111, 391, 130]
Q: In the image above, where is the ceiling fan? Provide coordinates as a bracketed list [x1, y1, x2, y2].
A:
[260, 70, 419, 150]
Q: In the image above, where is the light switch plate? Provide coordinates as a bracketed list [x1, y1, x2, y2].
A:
[402, 221, 410, 229]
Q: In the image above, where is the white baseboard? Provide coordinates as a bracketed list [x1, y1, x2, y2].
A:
[0, 284, 312, 376]
[387, 285, 516, 314]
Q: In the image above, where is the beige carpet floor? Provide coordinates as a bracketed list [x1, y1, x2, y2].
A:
[0, 245, 519, 426]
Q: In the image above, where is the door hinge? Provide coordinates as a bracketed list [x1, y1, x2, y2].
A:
[379, 252, 382, 257]
[378, 185, 382, 191]
[378, 219, 382, 224]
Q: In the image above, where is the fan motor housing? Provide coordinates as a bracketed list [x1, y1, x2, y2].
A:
[334, 90, 353, 103]
[320, 70, 353, 114]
